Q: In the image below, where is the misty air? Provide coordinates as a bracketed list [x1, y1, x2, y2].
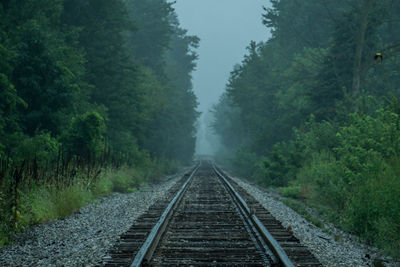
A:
[0, 1, 399, 266]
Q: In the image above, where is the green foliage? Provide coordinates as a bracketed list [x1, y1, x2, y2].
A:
[281, 198, 324, 229]
[12, 133, 59, 166]
[53, 183, 93, 218]
[230, 147, 259, 178]
[296, 151, 347, 211]
[279, 184, 302, 199]
[0, 157, 179, 246]
[1, 0, 198, 248]
[277, 48, 327, 121]
[60, 0, 199, 162]
[126, 0, 175, 74]
[91, 174, 113, 197]
[213, 0, 400, 257]
[239, 105, 400, 257]
[24, 182, 93, 222]
[294, 108, 400, 256]
[255, 142, 300, 187]
[1, 0, 198, 164]
[263, 0, 349, 54]
[103, 167, 142, 193]
[64, 112, 105, 157]
[0, 189, 9, 246]
[11, 16, 82, 136]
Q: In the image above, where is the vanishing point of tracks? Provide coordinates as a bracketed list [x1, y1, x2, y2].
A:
[102, 161, 322, 266]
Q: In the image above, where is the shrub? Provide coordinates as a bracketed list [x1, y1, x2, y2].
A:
[25, 185, 56, 223]
[231, 147, 259, 178]
[53, 182, 93, 217]
[21, 181, 94, 223]
[92, 174, 113, 197]
[13, 133, 60, 167]
[296, 151, 347, 212]
[280, 183, 302, 199]
[253, 118, 339, 187]
[255, 142, 300, 187]
[341, 158, 400, 253]
[63, 111, 105, 158]
[292, 108, 400, 257]
[98, 167, 142, 193]
[110, 168, 136, 193]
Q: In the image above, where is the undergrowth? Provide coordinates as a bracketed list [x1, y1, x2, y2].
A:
[0, 159, 180, 247]
[280, 197, 325, 230]
[228, 106, 400, 259]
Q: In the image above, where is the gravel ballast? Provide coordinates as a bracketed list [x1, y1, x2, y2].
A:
[0, 168, 190, 267]
[1, 165, 398, 267]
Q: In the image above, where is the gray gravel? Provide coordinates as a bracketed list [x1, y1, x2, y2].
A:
[228, 173, 399, 267]
[0, 168, 190, 267]
[1, 165, 398, 267]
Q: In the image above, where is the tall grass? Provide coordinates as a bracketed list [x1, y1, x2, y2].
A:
[0, 158, 181, 247]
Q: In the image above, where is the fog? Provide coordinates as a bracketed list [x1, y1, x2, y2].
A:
[171, 0, 272, 155]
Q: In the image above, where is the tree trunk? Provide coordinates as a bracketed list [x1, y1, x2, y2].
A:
[352, 0, 374, 99]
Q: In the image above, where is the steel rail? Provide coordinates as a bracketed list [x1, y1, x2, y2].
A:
[130, 163, 200, 267]
[212, 163, 296, 267]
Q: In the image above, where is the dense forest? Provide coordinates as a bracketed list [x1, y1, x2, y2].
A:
[213, 0, 400, 257]
[0, 0, 198, 245]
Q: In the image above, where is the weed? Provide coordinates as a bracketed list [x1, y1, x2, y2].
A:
[0, 157, 180, 247]
[281, 198, 324, 229]
[373, 260, 385, 267]
[334, 234, 343, 242]
[280, 184, 302, 199]
[53, 182, 93, 218]
[92, 174, 112, 197]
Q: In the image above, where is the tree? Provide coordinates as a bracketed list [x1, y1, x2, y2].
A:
[64, 112, 105, 159]
[0, 21, 22, 156]
[352, 0, 375, 98]
[126, 0, 175, 76]
[142, 14, 200, 162]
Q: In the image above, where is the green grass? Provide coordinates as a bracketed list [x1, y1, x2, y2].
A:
[19, 180, 95, 224]
[0, 159, 181, 247]
[280, 198, 325, 229]
[92, 173, 113, 196]
[280, 184, 302, 199]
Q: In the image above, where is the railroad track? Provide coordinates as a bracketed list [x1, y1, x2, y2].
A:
[101, 161, 321, 266]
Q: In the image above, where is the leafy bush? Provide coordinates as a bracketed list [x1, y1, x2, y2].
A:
[280, 183, 302, 199]
[230, 147, 259, 178]
[63, 111, 105, 157]
[24, 186, 56, 223]
[246, 105, 400, 257]
[146, 157, 181, 179]
[13, 133, 60, 167]
[108, 168, 139, 193]
[334, 109, 400, 183]
[92, 174, 113, 197]
[255, 142, 300, 187]
[296, 151, 347, 212]
[53, 182, 93, 218]
[254, 117, 339, 187]
[293, 108, 400, 257]
[341, 158, 400, 251]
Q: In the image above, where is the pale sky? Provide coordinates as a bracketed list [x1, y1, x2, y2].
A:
[171, 0, 272, 154]
[172, 0, 272, 112]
